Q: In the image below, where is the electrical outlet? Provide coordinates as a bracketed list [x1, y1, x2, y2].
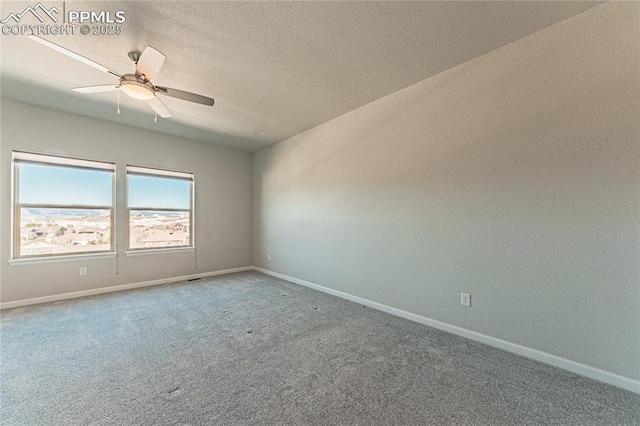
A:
[461, 293, 471, 307]
[80, 267, 88, 276]
[267, 253, 271, 261]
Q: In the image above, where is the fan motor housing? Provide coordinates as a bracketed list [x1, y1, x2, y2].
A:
[119, 74, 156, 100]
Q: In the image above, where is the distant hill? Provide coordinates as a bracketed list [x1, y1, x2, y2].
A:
[131, 211, 187, 217]
[21, 208, 186, 221]
[22, 208, 107, 220]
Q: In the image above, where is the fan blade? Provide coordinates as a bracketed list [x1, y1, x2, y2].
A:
[136, 46, 165, 81]
[28, 35, 120, 78]
[156, 86, 214, 106]
[147, 96, 172, 118]
[72, 85, 120, 94]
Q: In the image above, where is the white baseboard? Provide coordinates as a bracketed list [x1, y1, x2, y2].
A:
[252, 266, 640, 394]
[0, 266, 252, 310]
[3, 264, 637, 394]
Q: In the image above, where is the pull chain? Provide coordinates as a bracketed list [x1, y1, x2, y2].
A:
[117, 90, 120, 114]
[154, 111, 157, 123]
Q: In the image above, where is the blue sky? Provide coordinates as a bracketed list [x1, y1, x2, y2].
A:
[19, 164, 190, 209]
[128, 175, 190, 209]
[19, 164, 112, 206]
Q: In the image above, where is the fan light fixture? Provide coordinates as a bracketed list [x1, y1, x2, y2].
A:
[120, 76, 155, 101]
[27, 35, 215, 120]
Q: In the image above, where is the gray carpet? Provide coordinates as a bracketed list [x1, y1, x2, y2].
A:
[1, 272, 638, 425]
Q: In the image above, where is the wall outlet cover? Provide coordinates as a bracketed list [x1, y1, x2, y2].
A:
[461, 293, 471, 307]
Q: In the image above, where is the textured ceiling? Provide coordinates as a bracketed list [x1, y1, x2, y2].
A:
[0, 1, 599, 152]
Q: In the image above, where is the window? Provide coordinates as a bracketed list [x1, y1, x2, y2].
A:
[12, 151, 115, 258]
[126, 166, 194, 250]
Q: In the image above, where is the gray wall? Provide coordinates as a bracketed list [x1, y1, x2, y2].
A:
[1, 100, 252, 302]
[253, 2, 640, 381]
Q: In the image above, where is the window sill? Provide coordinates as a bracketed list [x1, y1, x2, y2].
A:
[8, 252, 117, 266]
[125, 247, 195, 257]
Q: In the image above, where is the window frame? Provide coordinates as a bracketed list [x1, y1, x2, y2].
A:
[11, 151, 116, 260]
[125, 165, 194, 252]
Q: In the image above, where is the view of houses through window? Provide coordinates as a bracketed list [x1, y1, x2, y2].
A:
[13, 152, 115, 258]
[127, 166, 194, 250]
[19, 208, 113, 256]
[12, 152, 194, 259]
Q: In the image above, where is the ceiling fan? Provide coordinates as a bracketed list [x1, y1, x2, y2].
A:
[28, 35, 214, 119]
